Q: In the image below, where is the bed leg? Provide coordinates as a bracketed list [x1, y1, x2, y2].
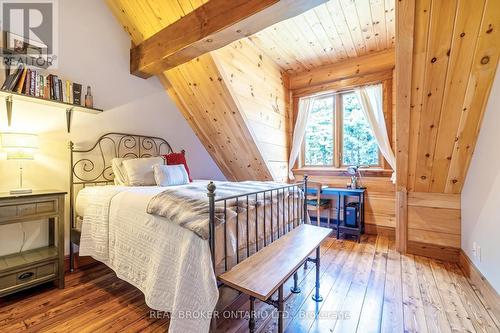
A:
[69, 242, 75, 272]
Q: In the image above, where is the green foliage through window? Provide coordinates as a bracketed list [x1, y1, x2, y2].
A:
[303, 91, 380, 167]
[342, 93, 379, 166]
[304, 97, 334, 166]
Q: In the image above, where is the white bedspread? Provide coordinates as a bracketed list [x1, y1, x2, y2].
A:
[78, 185, 218, 333]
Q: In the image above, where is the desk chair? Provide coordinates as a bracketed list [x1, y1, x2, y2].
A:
[306, 182, 331, 227]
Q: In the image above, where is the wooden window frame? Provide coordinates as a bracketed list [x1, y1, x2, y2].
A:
[297, 77, 393, 173]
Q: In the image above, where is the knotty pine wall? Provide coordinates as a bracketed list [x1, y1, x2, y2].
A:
[213, 39, 290, 182]
[160, 54, 273, 181]
[402, 0, 498, 260]
[407, 0, 499, 193]
[407, 193, 461, 261]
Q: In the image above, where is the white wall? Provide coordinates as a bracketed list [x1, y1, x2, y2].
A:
[0, 0, 225, 255]
[462, 68, 500, 293]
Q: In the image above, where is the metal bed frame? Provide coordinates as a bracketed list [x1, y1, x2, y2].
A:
[69, 132, 308, 275]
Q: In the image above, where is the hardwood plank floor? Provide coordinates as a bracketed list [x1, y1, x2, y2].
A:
[0, 235, 498, 333]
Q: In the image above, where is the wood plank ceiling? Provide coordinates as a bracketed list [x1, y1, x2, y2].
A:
[250, 0, 396, 73]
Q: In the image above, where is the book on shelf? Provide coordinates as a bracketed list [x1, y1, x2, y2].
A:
[61, 80, 66, 103]
[58, 78, 63, 102]
[35, 72, 40, 97]
[15, 67, 27, 93]
[29, 70, 35, 96]
[73, 83, 82, 105]
[69, 82, 73, 105]
[24, 69, 30, 94]
[0, 65, 93, 108]
[53, 77, 57, 100]
[65, 80, 71, 104]
[44, 75, 49, 99]
[48, 74, 53, 99]
[2, 64, 23, 90]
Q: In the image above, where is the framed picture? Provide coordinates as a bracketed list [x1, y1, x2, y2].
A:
[1, 31, 49, 69]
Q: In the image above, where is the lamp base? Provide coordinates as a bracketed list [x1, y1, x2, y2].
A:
[10, 188, 33, 195]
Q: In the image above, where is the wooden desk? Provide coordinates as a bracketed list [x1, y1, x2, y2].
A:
[308, 187, 366, 242]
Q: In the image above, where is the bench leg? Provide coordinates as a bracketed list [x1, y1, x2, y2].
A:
[278, 285, 284, 333]
[249, 296, 256, 333]
[312, 246, 323, 302]
[290, 272, 301, 294]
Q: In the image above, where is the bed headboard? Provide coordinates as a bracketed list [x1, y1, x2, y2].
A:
[69, 132, 173, 226]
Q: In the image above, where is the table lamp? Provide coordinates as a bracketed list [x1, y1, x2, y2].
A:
[1, 133, 39, 194]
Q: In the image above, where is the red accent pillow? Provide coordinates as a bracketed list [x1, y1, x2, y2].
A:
[163, 151, 192, 182]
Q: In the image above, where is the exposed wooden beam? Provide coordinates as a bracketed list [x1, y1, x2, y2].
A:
[395, 0, 415, 253]
[130, 0, 327, 78]
[289, 49, 395, 90]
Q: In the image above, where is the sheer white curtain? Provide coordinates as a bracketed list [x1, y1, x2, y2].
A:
[355, 84, 396, 182]
[288, 96, 315, 179]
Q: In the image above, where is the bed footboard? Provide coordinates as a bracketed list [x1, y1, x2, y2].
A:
[207, 176, 308, 275]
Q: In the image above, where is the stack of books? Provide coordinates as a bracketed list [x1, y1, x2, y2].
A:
[1, 64, 84, 106]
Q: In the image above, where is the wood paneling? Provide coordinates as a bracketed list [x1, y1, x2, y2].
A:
[429, 0, 486, 192]
[407, 241, 460, 263]
[397, 0, 499, 254]
[408, 191, 460, 209]
[293, 69, 393, 98]
[407, 0, 500, 194]
[411, 0, 457, 192]
[250, 0, 396, 74]
[129, 0, 328, 77]
[213, 39, 290, 181]
[407, 192, 461, 251]
[289, 49, 395, 90]
[160, 55, 273, 181]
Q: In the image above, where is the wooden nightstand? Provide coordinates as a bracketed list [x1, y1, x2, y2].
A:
[0, 190, 66, 297]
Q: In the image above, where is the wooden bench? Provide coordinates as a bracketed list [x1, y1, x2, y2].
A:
[218, 224, 332, 333]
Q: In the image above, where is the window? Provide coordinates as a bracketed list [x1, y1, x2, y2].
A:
[341, 92, 379, 166]
[304, 96, 334, 166]
[302, 90, 382, 168]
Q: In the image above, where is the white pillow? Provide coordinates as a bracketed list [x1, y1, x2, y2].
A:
[153, 164, 190, 187]
[122, 157, 165, 186]
[111, 157, 131, 185]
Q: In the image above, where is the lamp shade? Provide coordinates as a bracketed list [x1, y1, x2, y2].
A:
[1, 133, 39, 160]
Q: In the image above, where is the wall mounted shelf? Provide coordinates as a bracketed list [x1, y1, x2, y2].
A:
[0, 89, 103, 133]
